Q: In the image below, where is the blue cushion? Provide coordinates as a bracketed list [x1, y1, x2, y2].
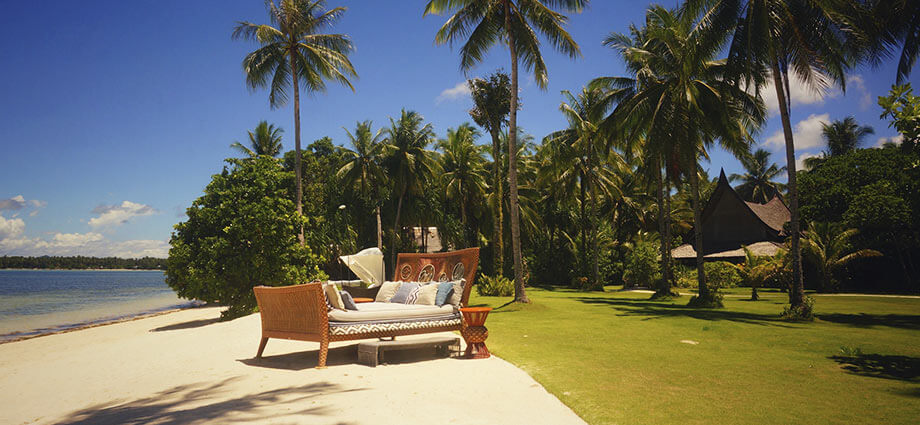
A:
[340, 291, 358, 310]
[435, 281, 455, 306]
[389, 282, 420, 304]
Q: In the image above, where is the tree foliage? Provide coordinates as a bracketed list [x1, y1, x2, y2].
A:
[166, 157, 324, 319]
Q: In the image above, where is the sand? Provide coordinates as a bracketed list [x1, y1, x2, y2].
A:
[0, 306, 586, 425]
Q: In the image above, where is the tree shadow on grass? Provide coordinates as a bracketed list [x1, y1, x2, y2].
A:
[830, 353, 920, 384]
[575, 297, 795, 327]
[816, 313, 920, 330]
[58, 376, 365, 424]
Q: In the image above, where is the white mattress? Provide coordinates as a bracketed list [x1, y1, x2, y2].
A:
[328, 302, 455, 322]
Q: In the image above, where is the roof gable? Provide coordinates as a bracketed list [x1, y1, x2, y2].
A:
[700, 169, 789, 236]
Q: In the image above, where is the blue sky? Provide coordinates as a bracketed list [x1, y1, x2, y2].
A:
[0, 1, 914, 258]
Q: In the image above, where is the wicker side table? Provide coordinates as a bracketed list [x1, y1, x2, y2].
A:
[459, 307, 492, 359]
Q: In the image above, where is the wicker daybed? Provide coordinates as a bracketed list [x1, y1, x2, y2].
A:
[253, 248, 479, 368]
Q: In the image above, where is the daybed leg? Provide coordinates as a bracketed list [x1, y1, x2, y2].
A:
[256, 337, 269, 358]
[318, 340, 329, 369]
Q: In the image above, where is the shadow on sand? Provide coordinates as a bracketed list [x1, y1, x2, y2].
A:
[239, 343, 459, 370]
[57, 376, 363, 425]
[149, 318, 220, 332]
[830, 353, 920, 384]
[574, 297, 795, 327]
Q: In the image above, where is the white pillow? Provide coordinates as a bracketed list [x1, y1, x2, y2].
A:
[414, 283, 440, 305]
[375, 281, 401, 302]
[323, 283, 344, 310]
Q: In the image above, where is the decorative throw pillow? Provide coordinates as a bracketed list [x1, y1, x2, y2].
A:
[435, 281, 455, 306]
[375, 281, 401, 302]
[390, 282, 421, 304]
[448, 279, 466, 307]
[323, 283, 344, 310]
[414, 283, 439, 305]
[340, 290, 358, 310]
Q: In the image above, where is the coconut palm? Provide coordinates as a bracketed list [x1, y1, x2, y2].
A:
[864, 0, 920, 83]
[730, 148, 787, 203]
[542, 87, 623, 289]
[823, 116, 875, 157]
[424, 0, 586, 303]
[802, 222, 882, 292]
[692, 0, 857, 314]
[804, 116, 875, 169]
[438, 123, 489, 247]
[231, 121, 284, 158]
[233, 0, 357, 243]
[382, 109, 437, 269]
[597, 6, 765, 304]
[469, 71, 514, 277]
[338, 120, 387, 248]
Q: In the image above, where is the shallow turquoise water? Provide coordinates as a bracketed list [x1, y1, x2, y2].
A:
[0, 269, 195, 341]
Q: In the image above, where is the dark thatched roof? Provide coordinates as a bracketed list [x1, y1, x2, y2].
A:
[745, 196, 791, 234]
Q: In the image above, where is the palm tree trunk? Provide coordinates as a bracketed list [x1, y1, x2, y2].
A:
[656, 158, 670, 295]
[391, 187, 406, 272]
[690, 168, 709, 299]
[590, 177, 600, 290]
[376, 204, 383, 249]
[505, 0, 528, 303]
[665, 178, 673, 288]
[491, 129, 504, 277]
[580, 173, 588, 281]
[289, 46, 304, 245]
[771, 59, 805, 308]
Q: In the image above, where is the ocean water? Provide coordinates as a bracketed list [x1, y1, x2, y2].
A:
[0, 270, 197, 342]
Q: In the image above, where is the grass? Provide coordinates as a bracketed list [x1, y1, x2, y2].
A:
[467, 286, 920, 425]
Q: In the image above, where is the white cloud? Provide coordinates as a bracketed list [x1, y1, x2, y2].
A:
[765, 113, 830, 151]
[88, 201, 157, 230]
[0, 195, 46, 212]
[796, 152, 822, 170]
[0, 227, 168, 258]
[436, 81, 471, 104]
[0, 215, 25, 239]
[846, 75, 873, 110]
[876, 134, 903, 147]
[757, 75, 839, 115]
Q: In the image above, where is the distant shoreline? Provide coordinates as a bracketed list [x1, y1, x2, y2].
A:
[0, 301, 205, 345]
[0, 268, 164, 272]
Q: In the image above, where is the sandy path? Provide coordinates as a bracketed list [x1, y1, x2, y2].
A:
[0, 307, 586, 425]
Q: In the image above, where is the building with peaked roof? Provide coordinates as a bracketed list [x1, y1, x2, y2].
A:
[672, 169, 790, 262]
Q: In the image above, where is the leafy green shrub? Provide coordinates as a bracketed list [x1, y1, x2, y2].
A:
[622, 239, 660, 288]
[477, 274, 514, 297]
[673, 264, 697, 288]
[687, 292, 724, 308]
[781, 296, 816, 321]
[704, 261, 742, 288]
[166, 157, 324, 319]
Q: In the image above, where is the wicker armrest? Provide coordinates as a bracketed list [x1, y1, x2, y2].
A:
[253, 283, 329, 336]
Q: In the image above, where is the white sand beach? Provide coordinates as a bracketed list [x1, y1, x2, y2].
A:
[0, 306, 586, 425]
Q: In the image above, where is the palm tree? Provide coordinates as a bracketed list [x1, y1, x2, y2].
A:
[338, 120, 387, 248]
[542, 87, 623, 289]
[424, 0, 586, 303]
[469, 71, 514, 277]
[231, 121, 284, 158]
[804, 116, 875, 170]
[802, 222, 882, 292]
[822, 116, 874, 157]
[233, 0, 357, 243]
[438, 123, 489, 247]
[694, 0, 857, 314]
[864, 0, 920, 83]
[597, 6, 765, 304]
[382, 109, 437, 269]
[730, 149, 786, 203]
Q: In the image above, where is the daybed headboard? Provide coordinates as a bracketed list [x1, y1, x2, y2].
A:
[394, 247, 480, 307]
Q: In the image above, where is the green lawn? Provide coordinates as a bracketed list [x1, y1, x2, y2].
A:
[467, 286, 920, 425]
